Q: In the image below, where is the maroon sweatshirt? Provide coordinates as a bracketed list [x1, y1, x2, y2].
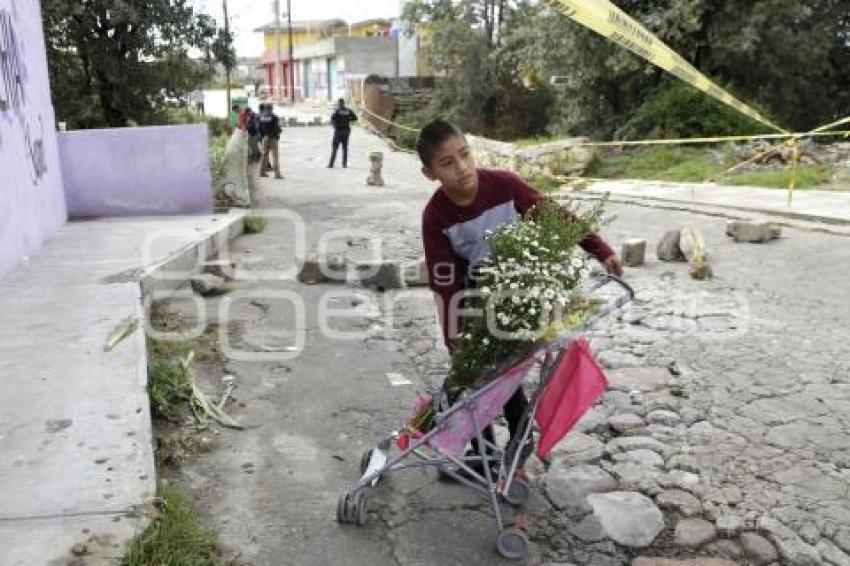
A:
[422, 169, 615, 347]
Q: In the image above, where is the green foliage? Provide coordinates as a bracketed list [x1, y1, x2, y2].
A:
[725, 166, 834, 189]
[587, 146, 834, 188]
[526, 175, 561, 193]
[243, 215, 267, 234]
[402, 0, 555, 140]
[616, 82, 766, 140]
[405, 1, 850, 141]
[209, 135, 228, 193]
[123, 483, 224, 566]
[148, 359, 191, 421]
[42, 0, 232, 128]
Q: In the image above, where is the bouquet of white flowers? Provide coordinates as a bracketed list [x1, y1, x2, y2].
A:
[407, 199, 605, 433]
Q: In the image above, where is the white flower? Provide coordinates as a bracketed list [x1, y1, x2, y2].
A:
[481, 286, 491, 294]
[571, 257, 583, 268]
[482, 337, 490, 346]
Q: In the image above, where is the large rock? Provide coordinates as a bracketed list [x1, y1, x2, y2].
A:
[674, 518, 717, 547]
[657, 230, 686, 262]
[586, 491, 664, 548]
[545, 464, 616, 512]
[621, 239, 647, 267]
[550, 431, 605, 464]
[356, 261, 405, 290]
[656, 489, 703, 517]
[738, 532, 779, 566]
[190, 273, 225, 296]
[725, 220, 780, 243]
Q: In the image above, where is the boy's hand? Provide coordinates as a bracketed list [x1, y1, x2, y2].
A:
[603, 255, 624, 277]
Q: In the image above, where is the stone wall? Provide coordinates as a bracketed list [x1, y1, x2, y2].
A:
[467, 135, 595, 178]
[0, 0, 68, 278]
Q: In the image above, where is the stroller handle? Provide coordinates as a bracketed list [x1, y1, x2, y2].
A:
[553, 274, 635, 347]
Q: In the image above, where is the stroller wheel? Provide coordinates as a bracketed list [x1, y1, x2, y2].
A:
[496, 528, 529, 560]
[350, 490, 369, 526]
[502, 480, 530, 507]
[336, 493, 349, 523]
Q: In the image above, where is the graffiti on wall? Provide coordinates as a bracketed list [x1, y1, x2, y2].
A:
[0, 3, 47, 184]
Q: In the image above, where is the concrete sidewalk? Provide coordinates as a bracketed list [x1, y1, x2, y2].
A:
[580, 179, 850, 225]
[0, 212, 243, 566]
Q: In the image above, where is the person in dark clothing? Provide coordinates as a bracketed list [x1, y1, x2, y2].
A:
[258, 103, 283, 179]
[245, 107, 261, 162]
[328, 98, 357, 168]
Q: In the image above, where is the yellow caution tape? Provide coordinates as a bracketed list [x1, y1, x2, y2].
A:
[549, 0, 788, 134]
[359, 105, 419, 133]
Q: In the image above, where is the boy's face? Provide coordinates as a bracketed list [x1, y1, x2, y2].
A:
[422, 134, 477, 201]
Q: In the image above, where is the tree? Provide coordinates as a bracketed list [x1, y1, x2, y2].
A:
[403, 0, 554, 139]
[405, 0, 850, 140]
[42, 0, 230, 128]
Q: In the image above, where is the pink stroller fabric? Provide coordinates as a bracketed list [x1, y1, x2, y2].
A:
[428, 355, 537, 457]
[535, 338, 608, 459]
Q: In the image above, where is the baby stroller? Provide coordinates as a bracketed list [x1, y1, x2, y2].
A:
[336, 275, 635, 560]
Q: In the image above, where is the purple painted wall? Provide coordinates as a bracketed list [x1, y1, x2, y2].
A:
[59, 124, 214, 218]
[0, 0, 68, 277]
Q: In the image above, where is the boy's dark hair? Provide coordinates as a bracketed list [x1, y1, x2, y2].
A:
[416, 119, 464, 167]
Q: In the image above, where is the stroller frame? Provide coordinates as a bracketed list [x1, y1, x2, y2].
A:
[337, 275, 635, 560]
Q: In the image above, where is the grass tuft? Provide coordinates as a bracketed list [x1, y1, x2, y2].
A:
[123, 483, 225, 566]
[243, 215, 267, 234]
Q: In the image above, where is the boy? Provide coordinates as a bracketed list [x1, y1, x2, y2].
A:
[418, 119, 622, 458]
[328, 98, 358, 168]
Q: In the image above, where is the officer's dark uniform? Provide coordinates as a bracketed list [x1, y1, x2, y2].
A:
[328, 104, 358, 168]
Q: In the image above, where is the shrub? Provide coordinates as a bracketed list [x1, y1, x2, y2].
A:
[616, 82, 768, 140]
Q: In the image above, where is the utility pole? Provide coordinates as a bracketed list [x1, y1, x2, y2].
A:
[287, 0, 294, 103]
[223, 0, 231, 116]
[274, 0, 282, 102]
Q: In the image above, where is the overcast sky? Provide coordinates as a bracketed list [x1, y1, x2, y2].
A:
[192, 0, 404, 56]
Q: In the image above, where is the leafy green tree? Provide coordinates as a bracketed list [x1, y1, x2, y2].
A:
[42, 0, 230, 128]
[407, 0, 849, 139]
[403, 0, 554, 139]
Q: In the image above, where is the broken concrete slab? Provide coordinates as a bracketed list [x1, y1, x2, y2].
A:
[357, 261, 405, 290]
[403, 257, 429, 287]
[621, 239, 647, 267]
[726, 220, 781, 243]
[657, 229, 686, 262]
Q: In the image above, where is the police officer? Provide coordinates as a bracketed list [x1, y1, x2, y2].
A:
[328, 98, 357, 168]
